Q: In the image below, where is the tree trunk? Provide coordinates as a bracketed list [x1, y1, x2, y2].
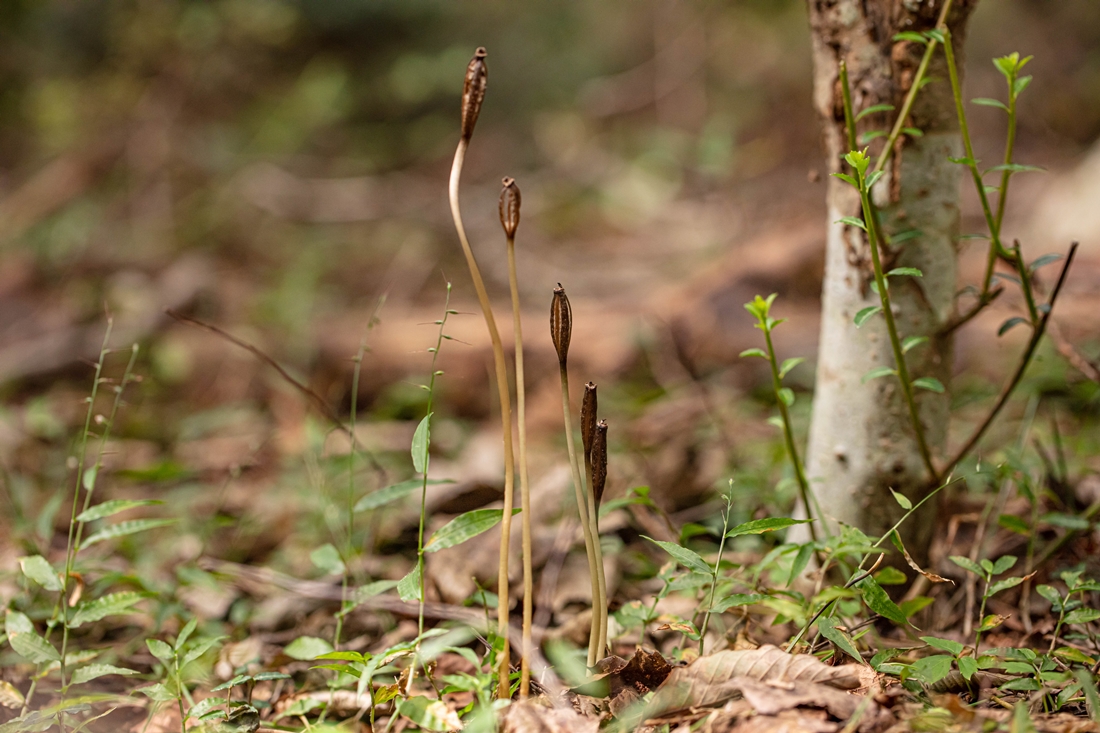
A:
[803, 0, 978, 563]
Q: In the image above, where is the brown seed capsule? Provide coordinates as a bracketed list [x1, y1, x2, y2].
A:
[581, 382, 597, 462]
[461, 47, 488, 141]
[499, 177, 521, 238]
[591, 419, 608, 507]
[550, 284, 572, 367]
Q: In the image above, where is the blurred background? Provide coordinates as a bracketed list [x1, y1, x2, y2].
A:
[1, 0, 1099, 585]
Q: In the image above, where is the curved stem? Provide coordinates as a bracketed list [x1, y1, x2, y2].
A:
[505, 235, 534, 697]
[448, 140, 516, 696]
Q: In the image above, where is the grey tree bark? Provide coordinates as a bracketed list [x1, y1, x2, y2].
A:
[803, 0, 978, 563]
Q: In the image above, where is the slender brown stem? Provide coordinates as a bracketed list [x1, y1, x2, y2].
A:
[938, 243, 1078, 476]
[448, 140, 516, 696]
[505, 232, 533, 698]
[584, 454, 608, 658]
[938, 287, 1004, 337]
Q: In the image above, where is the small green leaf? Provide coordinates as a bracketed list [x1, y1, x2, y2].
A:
[861, 367, 896, 384]
[855, 103, 895, 122]
[972, 97, 1009, 111]
[5, 610, 59, 664]
[887, 267, 923, 278]
[836, 216, 867, 231]
[912, 377, 945, 393]
[874, 567, 907, 585]
[866, 170, 885, 190]
[986, 163, 1044, 174]
[766, 415, 784, 430]
[1074, 668, 1100, 722]
[854, 306, 882, 328]
[76, 499, 164, 523]
[146, 638, 175, 662]
[411, 413, 432, 474]
[817, 617, 863, 662]
[284, 636, 334, 661]
[726, 517, 810, 539]
[901, 336, 928, 354]
[71, 664, 139, 685]
[912, 654, 954, 685]
[831, 172, 858, 188]
[992, 555, 1018, 575]
[354, 479, 454, 512]
[949, 156, 977, 166]
[988, 576, 1026, 597]
[1029, 253, 1063, 272]
[310, 544, 346, 576]
[739, 348, 767, 359]
[1065, 608, 1100, 626]
[856, 577, 909, 626]
[893, 31, 927, 44]
[888, 229, 922, 245]
[425, 509, 516, 553]
[19, 555, 63, 592]
[70, 592, 147, 627]
[778, 357, 805, 379]
[901, 127, 923, 138]
[80, 518, 178, 549]
[398, 564, 422, 602]
[889, 488, 913, 510]
[998, 514, 1030, 534]
[1013, 75, 1032, 97]
[924, 29, 945, 44]
[642, 536, 712, 575]
[777, 387, 795, 407]
[958, 656, 979, 681]
[922, 636, 965, 656]
[997, 317, 1028, 336]
[711, 594, 765, 613]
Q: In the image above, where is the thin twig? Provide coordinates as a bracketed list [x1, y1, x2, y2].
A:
[939, 287, 1004, 337]
[938, 242, 1078, 477]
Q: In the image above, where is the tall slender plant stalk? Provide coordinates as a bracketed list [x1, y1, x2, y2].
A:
[500, 177, 534, 697]
[448, 47, 517, 697]
[551, 285, 602, 667]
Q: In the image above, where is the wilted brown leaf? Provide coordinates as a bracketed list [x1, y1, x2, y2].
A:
[501, 699, 599, 733]
[643, 645, 863, 718]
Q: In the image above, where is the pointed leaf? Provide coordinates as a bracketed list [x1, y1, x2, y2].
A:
[887, 267, 923, 278]
[922, 636, 964, 656]
[831, 172, 858, 188]
[425, 508, 517, 553]
[739, 348, 767, 359]
[411, 413, 432, 474]
[856, 577, 908, 626]
[861, 366, 896, 383]
[76, 499, 163, 523]
[310, 543, 345, 576]
[818, 617, 863, 662]
[836, 216, 866, 231]
[146, 639, 174, 661]
[69, 592, 147, 627]
[986, 163, 1044, 174]
[19, 555, 63, 592]
[777, 387, 795, 407]
[854, 306, 882, 328]
[889, 488, 912, 510]
[950, 555, 984, 577]
[901, 336, 928, 354]
[778, 357, 805, 379]
[80, 519, 177, 549]
[855, 103, 895, 122]
[70, 664, 139, 685]
[284, 636, 333, 661]
[5, 611, 59, 664]
[642, 536, 712, 575]
[354, 479, 453, 512]
[972, 97, 1009, 111]
[726, 517, 810, 539]
[398, 565, 422, 602]
[958, 656, 979, 681]
[997, 317, 1028, 336]
[912, 377, 945, 393]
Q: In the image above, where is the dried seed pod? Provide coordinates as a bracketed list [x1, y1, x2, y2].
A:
[581, 382, 598, 462]
[461, 47, 488, 141]
[499, 177, 521, 238]
[550, 284, 572, 367]
[591, 419, 609, 507]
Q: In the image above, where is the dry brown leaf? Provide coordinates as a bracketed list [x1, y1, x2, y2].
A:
[733, 677, 866, 720]
[643, 645, 863, 718]
[501, 700, 599, 733]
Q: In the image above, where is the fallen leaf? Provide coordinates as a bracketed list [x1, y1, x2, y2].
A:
[501, 700, 599, 733]
[643, 645, 863, 718]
